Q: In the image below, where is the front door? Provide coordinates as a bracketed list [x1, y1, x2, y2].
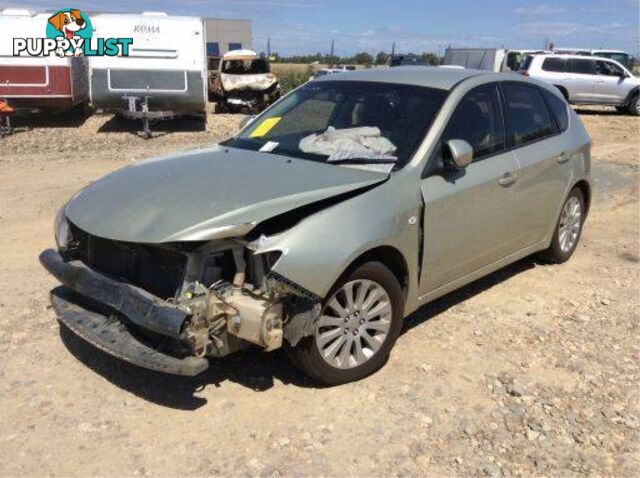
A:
[419, 84, 521, 295]
[593, 60, 632, 104]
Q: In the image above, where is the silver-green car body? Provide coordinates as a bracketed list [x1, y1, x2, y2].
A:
[41, 67, 592, 381]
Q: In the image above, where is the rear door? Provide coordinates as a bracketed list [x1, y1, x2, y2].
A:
[538, 57, 567, 89]
[501, 82, 573, 246]
[419, 84, 521, 295]
[565, 58, 597, 102]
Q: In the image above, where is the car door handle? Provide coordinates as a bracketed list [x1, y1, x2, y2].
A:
[557, 152, 570, 164]
[498, 172, 518, 187]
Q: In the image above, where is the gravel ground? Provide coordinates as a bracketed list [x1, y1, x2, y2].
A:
[0, 107, 638, 477]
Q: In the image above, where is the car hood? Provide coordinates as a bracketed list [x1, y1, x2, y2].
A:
[65, 145, 387, 243]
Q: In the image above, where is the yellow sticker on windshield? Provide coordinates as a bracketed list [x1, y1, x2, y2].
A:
[249, 117, 282, 138]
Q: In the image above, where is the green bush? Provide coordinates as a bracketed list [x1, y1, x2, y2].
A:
[278, 65, 314, 94]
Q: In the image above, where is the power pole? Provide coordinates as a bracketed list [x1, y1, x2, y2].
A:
[391, 42, 396, 56]
[267, 37, 271, 57]
[330, 39, 335, 67]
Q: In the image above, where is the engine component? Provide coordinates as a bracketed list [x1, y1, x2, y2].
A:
[225, 289, 283, 351]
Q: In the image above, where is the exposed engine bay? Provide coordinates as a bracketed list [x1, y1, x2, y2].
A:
[59, 223, 321, 362]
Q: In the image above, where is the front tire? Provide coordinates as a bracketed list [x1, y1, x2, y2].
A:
[627, 94, 640, 116]
[288, 262, 404, 385]
[544, 187, 586, 264]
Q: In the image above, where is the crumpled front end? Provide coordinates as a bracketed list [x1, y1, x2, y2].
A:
[42, 219, 321, 376]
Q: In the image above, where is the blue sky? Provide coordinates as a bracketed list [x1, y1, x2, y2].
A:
[3, 0, 638, 56]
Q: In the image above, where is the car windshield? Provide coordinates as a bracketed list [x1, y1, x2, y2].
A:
[520, 55, 534, 71]
[222, 58, 270, 75]
[226, 80, 447, 169]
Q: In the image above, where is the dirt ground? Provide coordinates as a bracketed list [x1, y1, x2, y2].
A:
[0, 108, 638, 477]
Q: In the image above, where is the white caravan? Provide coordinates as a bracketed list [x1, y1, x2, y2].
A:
[89, 12, 207, 122]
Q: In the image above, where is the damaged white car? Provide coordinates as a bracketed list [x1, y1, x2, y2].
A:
[41, 68, 592, 384]
[210, 49, 281, 114]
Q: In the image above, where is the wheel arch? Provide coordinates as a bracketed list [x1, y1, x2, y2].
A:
[624, 86, 639, 105]
[341, 246, 410, 299]
[573, 179, 592, 216]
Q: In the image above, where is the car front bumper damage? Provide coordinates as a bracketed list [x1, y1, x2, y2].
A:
[40, 249, 209, 376]
[40, 248, 321, 376]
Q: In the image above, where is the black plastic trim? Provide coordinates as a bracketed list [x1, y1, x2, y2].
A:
[39, 249, 189, 339]
[51, 288, 208, 377]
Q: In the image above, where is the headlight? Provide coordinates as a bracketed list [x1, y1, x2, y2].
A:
[54, 204, 72, 250]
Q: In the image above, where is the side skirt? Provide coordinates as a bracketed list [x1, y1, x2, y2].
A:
[417, 240, 548, 306]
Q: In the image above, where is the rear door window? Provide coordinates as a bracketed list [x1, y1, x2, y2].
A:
[542, 57, 566, 72]
[503, 83, 555, 147]
[541, 89, 569, 132]
[442, 84, 505, 161]
[566, 59, 595, 75]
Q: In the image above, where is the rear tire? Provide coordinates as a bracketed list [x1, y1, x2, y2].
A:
[287, 262, 404, 385]
[544, 187, 586, 264]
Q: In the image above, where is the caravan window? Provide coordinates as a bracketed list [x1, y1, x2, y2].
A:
[129, 48, 178, 59]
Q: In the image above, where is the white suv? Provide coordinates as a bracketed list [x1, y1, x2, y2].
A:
[521, 54, 640, 115]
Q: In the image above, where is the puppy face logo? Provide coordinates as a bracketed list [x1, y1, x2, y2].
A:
[47, 9, 88, 57]
[48, 10, 86, 40]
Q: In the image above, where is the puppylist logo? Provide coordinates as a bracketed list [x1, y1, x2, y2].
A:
[13, 9, 133, 58]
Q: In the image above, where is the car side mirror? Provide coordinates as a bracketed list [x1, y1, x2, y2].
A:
[239, 115, 255, 129]
[446, 139, 474, 169]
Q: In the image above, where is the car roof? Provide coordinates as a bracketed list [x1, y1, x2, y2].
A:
[314, 66, 488, 90]
[535, 53, 622, 62]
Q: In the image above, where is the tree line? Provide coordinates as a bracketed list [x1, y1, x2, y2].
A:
[268, 51, 442, 66]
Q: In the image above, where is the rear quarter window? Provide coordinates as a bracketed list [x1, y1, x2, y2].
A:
[542, 57, 566, 72]
[503, 83, 555, 147]
[542, 89, 570, 132]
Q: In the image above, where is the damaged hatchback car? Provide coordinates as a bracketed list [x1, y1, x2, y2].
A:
[41, 67, 592, 385]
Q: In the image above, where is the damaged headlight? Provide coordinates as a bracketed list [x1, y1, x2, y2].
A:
[54, 204, 72, 251]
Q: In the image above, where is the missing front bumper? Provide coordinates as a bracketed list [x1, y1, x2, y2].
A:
[39, 249, 189, 339]
[51, 288, 209, 376]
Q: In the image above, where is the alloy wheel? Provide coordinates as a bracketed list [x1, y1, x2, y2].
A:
[559, 196, 582, 253]
[315, 279, 392, 369]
